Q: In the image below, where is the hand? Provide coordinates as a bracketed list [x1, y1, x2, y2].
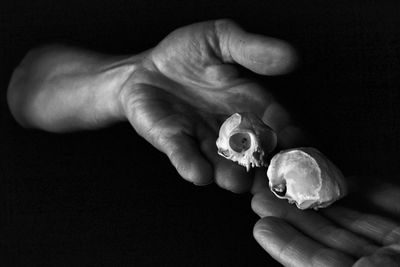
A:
[120, 20, 301, 192]
[251, 174, 400, 266]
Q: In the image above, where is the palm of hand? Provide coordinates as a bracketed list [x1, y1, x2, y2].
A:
[252, 174, 400, 266]
[121, 20, 296, 191]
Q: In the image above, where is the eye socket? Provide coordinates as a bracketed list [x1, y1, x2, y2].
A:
[272, 183, 286, 197]
[229, 132, 251, 152]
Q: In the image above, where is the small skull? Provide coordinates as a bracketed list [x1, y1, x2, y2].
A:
[216, 112, 277, 171]
[267, 147, 347, 210]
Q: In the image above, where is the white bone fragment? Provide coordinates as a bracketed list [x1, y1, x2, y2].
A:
[267, 147, 347, 210]
[216, 113, 277, 171]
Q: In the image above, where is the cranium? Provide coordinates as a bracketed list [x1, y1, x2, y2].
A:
[216, 112, 277, 171]
[267, 147, 347, 210]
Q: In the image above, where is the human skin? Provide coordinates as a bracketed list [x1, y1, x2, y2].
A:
[8, 19, 400, 266]
[7, 19, 301, 193]
[251, 172, 400, 266]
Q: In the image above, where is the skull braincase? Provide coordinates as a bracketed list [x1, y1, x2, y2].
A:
[267, 147, 347, 210]
[216, 113, 277, 171]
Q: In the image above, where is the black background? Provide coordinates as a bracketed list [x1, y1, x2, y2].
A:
[2, 0, 400, 266]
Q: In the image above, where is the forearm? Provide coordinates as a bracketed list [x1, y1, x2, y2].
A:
[7, 45, 142, 132]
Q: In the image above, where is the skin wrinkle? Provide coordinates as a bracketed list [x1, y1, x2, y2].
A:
[207, 24, 224, 62]
[211, 20, 225, 60]
[126, 67, 209, 115]
[316, 225, 375, 257]
[278, 234, 303, 266]
[140, 21, 274, 121]
[382, 226, 400, 246]
[9, 18, 301, 205]
[255, 218, 357, 267]
[254, 192, 379, 258]
[253, 192, 289, 218]
[298, 212, 377, 257]
[322, 206, 400, 247]
[310, 248, 353, 267]
[149, 114, 192, 153]
[253, 219, 299, 264]
[153, 25, 220, 89]
[350, 213, 389, 243]
[214, 20, 234, 63]
[256, 231, 299, 267]
[123, 87, 183, 148]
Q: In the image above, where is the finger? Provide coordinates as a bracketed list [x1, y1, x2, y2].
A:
[254, 217, 354, 267]
[261, 102, 306, 148]
[196, 121, 254, 193]
[214, 19, 297, 75]
[164, 133, 214, 185]
[218, 82, 306, 147]
[123, 84, 214, 185]
[200, 134, 254, 193]
[251, 168, 269, 195]
[252, 190, 378, 257]
[353, 244, 400, 267]
[364, 182, 400, 218]
[322, 205, 400, 246]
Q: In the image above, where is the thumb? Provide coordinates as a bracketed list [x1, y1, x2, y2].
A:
[215, 19, 297, 75]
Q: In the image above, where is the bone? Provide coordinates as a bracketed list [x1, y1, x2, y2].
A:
[267, 147, 347, 210]
[216, 112, 277, 171]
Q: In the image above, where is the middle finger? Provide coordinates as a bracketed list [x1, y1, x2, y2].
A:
[252, 189, 378, 257]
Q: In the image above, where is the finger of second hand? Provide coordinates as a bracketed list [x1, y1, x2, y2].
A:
[353, 244, 400, 267]
[254, 217, 354, 267]
[365, 182, 400, 219]
[321, 205, 400, 246]
[252, 190, 378, 258]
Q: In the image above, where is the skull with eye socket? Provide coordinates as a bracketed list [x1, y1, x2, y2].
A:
[267, 147, 348, 210]
[216, 113, 277, 171]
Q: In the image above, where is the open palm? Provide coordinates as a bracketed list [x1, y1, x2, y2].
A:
[252, 173, 400, 266]
[120, 20, 300, 192]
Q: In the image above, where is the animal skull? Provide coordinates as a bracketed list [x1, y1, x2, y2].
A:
[267, 147, 347, 210]
[216, 113, 277, 171]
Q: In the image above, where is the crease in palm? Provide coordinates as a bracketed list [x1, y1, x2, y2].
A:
[121, 20, 294, 190]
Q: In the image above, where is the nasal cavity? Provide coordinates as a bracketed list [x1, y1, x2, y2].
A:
[229, 132, 251, 153]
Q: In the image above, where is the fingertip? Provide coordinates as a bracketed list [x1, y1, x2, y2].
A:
[250, 168, 269, 195]
[214, 160, 253, 193]
[199, 129, 253, 193]
[191, 163, 214, 186]
[244, 37, 298, 76]
[238, 37, 298, 75]
[253, 217, 282, 243]
[262, 40, 298, 75]
[166, 135, 214, 185]
[253, 218, 265, 239]
[251, 190, 288, 218]
[251, 193, 265, 217]
[176, 154, 214, 186]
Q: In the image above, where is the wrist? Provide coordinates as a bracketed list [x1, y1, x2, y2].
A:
[95, 52, 147, 125]
[116, 50, 155, 122]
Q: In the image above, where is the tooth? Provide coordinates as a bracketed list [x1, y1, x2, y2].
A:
[216, 112, 277, 170]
